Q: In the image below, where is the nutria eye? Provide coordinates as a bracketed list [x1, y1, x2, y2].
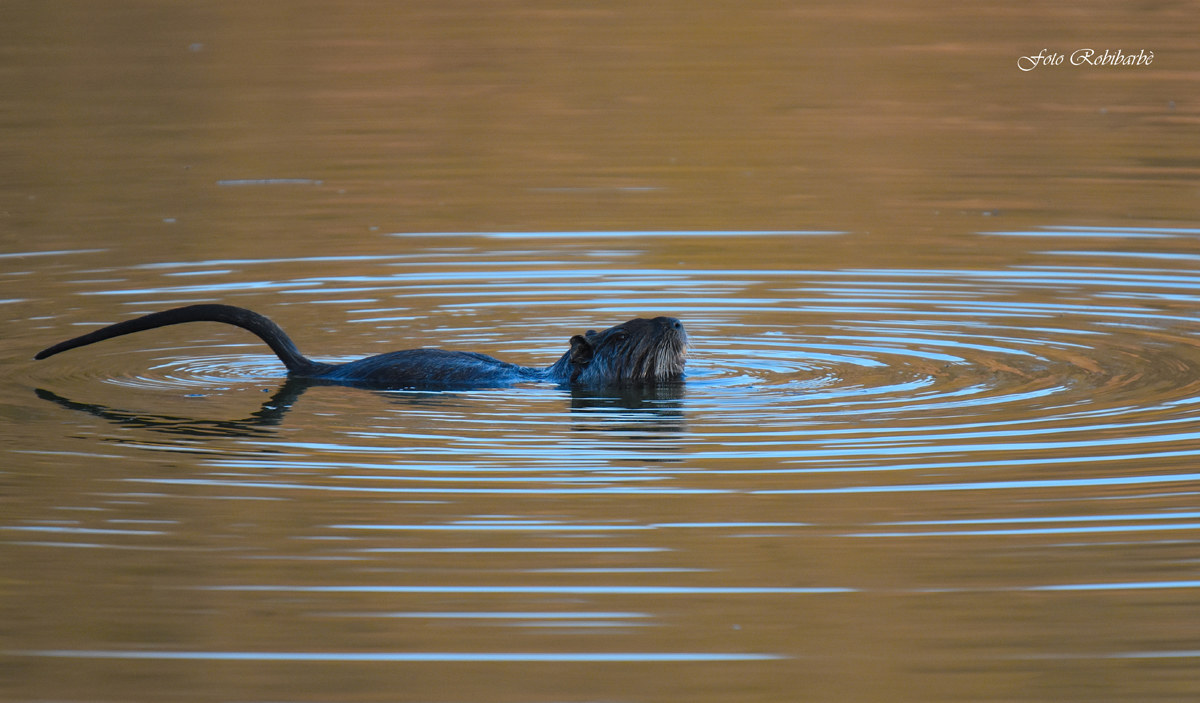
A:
[611, 331, 629, 343]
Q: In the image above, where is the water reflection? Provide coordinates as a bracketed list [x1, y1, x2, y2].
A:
[13, 226, 1200, 700]
[13, 649, 783, 662]
[5, 0, 1200, 691]
[35, 386, 291, 438]
[35, 378, 689, 440]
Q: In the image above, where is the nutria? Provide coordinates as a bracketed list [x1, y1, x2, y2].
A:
[34, 304, 688, 389]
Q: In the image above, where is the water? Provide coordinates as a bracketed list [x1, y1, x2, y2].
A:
[3, 3, 1200, 702]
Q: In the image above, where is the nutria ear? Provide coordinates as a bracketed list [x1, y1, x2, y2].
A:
[569, 334, 594, 365]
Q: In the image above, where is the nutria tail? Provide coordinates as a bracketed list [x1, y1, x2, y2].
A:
[34, 304, 332, 376]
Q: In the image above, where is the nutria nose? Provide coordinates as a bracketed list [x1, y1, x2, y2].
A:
[655, 316, 684, 331]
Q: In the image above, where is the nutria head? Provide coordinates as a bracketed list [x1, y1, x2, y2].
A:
[555, 316, 688, 386]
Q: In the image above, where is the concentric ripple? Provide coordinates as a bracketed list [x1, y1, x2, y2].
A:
[11, 228, 1200, 695]
[26, 349, 292, 394]
[695, 269, 1200, 415]
[21, 228, 1200, 485]
[104, 354, 291, 391]
[673, 252, 1200, 479]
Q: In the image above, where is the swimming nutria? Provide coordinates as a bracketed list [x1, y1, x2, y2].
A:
[34, 304, 688, 389]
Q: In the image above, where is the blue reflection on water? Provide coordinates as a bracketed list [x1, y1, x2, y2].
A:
[333, 611, 649, 619]
[391, 230, 843, 239]
[13, 649, 783, 662]
[203, 585, 855, 594]
[760, 472, 1200, 494]
[357, 547, 668, 553]
[1027, 580, 1200, 591]
[127, 478, 727, 496]
[849, 523, 1200, 537]
[983, 225, 1198, 238]
[883, 511, 1200, 525]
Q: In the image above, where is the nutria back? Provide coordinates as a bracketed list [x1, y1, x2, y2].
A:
[35, 305, 688, 390]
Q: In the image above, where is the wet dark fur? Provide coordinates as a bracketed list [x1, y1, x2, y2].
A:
[34, 304, 687, 389]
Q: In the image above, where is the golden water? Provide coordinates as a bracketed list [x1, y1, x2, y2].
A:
[3, 2, 1199, 701]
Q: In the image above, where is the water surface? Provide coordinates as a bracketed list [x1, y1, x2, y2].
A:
[3, 2, 1200, 702]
